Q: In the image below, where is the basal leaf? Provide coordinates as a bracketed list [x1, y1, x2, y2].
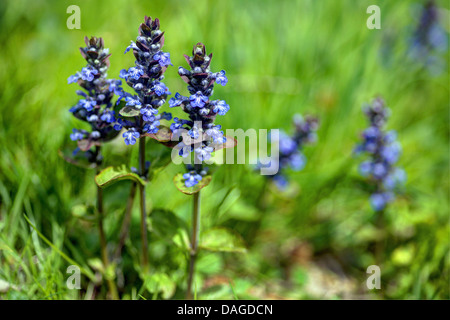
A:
[95, 164, 146, 188]
[173, 173, 212, 195]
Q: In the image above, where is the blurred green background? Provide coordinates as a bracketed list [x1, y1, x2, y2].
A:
[0, 0, 448, 299]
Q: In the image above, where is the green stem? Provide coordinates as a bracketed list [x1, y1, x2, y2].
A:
[375, 209, 385, 267]
[114, 182, 137, 263]
[186, 191, 201, 299]
[96, 172, 119, 300]
[138, 137, 149, 272]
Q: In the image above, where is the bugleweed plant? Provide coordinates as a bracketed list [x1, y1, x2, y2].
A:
[355, 98, 405, 212]
[264, 114, 319, 190]
[168, 43, 233, 298]
[355, 97, 405, 264]
[65, 36, 120, 299]
[112, 16, 173, 271]
[409, 0, 448, 74]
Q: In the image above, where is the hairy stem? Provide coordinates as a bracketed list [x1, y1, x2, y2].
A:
[139, 137, 149, 272]
[114, 182, 137, 262]
[186, 191, 201, 299]
[96, 169, 119, 300]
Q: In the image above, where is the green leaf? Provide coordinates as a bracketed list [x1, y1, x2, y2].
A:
[146, 140, 174, 180]
[71, 204, 97, 222]
[150, 208, 187, 241]
[95, 165, 146, 188]
[173, 173, 212, 195]
[119, 105, 140, 117]
[145, 272, 176, 299]
[172, 228, 190, 251]
[23, 214, 96, 282]
[200, 227, 247, 253]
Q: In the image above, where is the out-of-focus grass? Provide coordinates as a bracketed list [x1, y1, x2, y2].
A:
[0, 0, 448, 299]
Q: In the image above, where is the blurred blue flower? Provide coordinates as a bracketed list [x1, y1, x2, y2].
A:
[356, 97, 406, 211]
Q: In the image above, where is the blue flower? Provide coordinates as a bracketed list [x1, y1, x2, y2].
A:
[87, 114, 98, 122]
[91, 131, 101, 139]
[153, 81, 170, 96]
[108, 79, 123, 96]
[170, 117, 185, 134]
[211, 100, 230, 115]
[68, 73, 81, 84]
[153, 52, 173, 67]
[194, 145, 214, 161]
[189, 92, 208, 108]
[128, 67, 144, 80]
[370, 193, 387, 211]
[359, 161, 372, 177]
[143, 121, 160, 134]
[140, 107, 158, 122]
[205, 125, 224, 142]
[215, 70, 228, 86]
[188, 127, 200, 139]
[81, 67, 99, 81]
[278, 132, 297, 155]
[70, 129, 85, 141]
[169, 93, 184, 108]
[356, 98, 406, 211]
[183, 172, 203, 188]
[381, 142, 401, 164]
[273, 175, 288, 190]
[125, 41, 138, 54]
[119, 69, 129, 80]
[79, 99, 96, 111]
[372, 162, 388, 179]
[100, 110, 116, 123]
[289, 152, 306, 171]
[114, 118, 127, 131]
[160, 112, 172, 121]
[123, 129, 140, 145]
[125, 95, 141, 107]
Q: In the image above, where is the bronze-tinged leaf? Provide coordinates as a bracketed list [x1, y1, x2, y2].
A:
[183, 54, 192, 68]
[180, 75, 190, 84]
[119, 106, 140, 117]
[87, 50, 99, 59]
[152, 31, 165, 45]
[58, 148, 97, 169]
[136, 40, 149, 51]
[192, 72, 209, 79]
[77, 139, 93, 152]
[213, 136, 238, 152]
[154, 18, 160, 30]
[173, 174, 212, 195]
[79, 47, 87, 59]
[145, 125, 172, 142]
